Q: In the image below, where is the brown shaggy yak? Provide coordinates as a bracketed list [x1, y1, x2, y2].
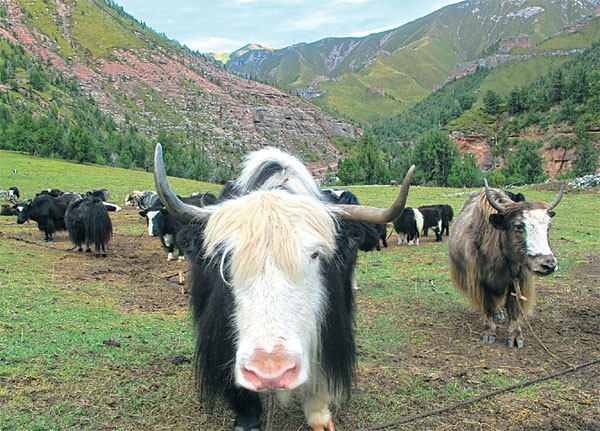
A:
[448, 181, 563, 348]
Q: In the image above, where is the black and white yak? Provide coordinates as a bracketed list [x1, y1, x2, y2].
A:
[153, 144, 414, 431]
[393, 207, 424, 246]
[417, 205, 443, 242]
[419, 204, 454, 237]
[140, 193, 218, 260]
[65, 196, 113, 257]
[8, 186, 19, 203]
[448, 181, 563, 348]
[16, 193, 80, 242]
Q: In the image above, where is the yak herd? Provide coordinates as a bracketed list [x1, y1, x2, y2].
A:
[2, 144, 564, 431]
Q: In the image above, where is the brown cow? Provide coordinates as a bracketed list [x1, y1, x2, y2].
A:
[389, 180, 399, 186]
[448, 181, 563, 348]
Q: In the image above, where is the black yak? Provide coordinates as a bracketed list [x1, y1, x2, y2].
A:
[393, 207, 424, 246]
[65, 196, 113, 257]
[17, 193, 80, 242]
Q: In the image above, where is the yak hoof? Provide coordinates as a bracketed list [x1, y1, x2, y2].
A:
[482, 334, 496, 344]
[312, 419, 335, 431]
[234, 427, 260, 431]
[508, 338, 524, 349]
[507, 339, 523, 348]
[85, 248, 92, 253]
[495, 312, 505, 321]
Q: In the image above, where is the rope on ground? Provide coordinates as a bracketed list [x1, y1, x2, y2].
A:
[355, 357, 600, 431]
[514, 279, 575, 369]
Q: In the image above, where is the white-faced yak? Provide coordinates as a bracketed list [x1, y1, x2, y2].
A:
[153, 144, 415, 431]
[448, 180, 563, 348]
[65, 196, 113, 257]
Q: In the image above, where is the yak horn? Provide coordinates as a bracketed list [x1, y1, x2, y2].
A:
[484, 179, 505, 213]
[154, 143, 207, 223]
[338, 165, 415, 223]
[547, 183, 564, 210]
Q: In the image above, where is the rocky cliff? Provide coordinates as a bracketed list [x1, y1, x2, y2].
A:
[0, 0, 360, 174]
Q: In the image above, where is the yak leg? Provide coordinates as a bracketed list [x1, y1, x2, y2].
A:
[482, 292, 500, 344]
[225, 386, 262, 431]
[506, 294, 524, 348]
[303, 386, 334, 431]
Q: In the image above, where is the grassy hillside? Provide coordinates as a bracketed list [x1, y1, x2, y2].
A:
[1, 150, 598, 430]
[227, 0, 598, 123]
[0, 150, 222, 202]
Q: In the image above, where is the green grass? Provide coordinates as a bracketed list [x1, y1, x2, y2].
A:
[1, 151, 598, 430]
[0, 150, 222, 203]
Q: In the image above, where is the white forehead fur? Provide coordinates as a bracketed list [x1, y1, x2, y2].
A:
[523, 209, 553, 256]
[235, 147, 322, 198]
[203, 189, 337, 285]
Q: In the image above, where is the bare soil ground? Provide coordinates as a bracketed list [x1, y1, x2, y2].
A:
[2, 208, 599, 431]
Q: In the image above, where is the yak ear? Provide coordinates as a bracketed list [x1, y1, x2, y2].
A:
[489, 213, 507, 230]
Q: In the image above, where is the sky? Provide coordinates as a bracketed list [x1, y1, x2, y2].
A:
[114, 0, 461, 54]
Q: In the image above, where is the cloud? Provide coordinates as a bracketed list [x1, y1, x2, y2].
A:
[167, 18, 175, 24]
[185, 36, 249, 53]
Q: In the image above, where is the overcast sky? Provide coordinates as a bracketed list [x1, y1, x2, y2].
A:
[114, 0, 461, 53]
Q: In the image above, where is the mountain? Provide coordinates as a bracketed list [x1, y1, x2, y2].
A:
[0, 0, 359, 179]
[226, 0, 599, 124]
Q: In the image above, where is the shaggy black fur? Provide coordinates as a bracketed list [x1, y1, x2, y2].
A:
[504, 191, 526, 202]
[419, 204, 454, 237]
[1, 204, 18, 216]
[17, 193, 79, 242]
[65, 196, 113, 257]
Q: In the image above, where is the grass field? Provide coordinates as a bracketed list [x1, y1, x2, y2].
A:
[1, 150, 598, 431]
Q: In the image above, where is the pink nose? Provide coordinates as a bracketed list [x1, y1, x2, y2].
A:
[241, 348, 300, 390]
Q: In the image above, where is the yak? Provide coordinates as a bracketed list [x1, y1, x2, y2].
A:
[393, 207, 424, 246]
[448, 181, 563, 348]
[65, 196, 113, 257]
[419, 204, 454, 237]
[153, 144, 414, 431]
[17, 193, 80, 242]
[417, 205, 443, 242]
[140, 193, 218, 260]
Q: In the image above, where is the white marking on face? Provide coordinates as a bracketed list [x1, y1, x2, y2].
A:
[523, 209, 553, 256]
[146, 211, 159, 236]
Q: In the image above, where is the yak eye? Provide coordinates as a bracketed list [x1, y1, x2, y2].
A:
[310, 251, 320, 260]
[514, 223, 525, 232]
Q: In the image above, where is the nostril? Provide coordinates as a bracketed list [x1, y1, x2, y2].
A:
[241, 362, 299, 390]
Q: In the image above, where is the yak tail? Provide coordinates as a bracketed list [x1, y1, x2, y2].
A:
[87, 201, 113, 249]
[67, 218, 86, 248]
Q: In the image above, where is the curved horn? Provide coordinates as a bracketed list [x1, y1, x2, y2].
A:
[484, 179, 505, 213]
[547, 182, 564, 210]
[154, 143, 205, 223]
[338, 165, 416, 223]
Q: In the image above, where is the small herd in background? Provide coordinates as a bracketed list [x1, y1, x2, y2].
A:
[1, 181, 529, 261]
